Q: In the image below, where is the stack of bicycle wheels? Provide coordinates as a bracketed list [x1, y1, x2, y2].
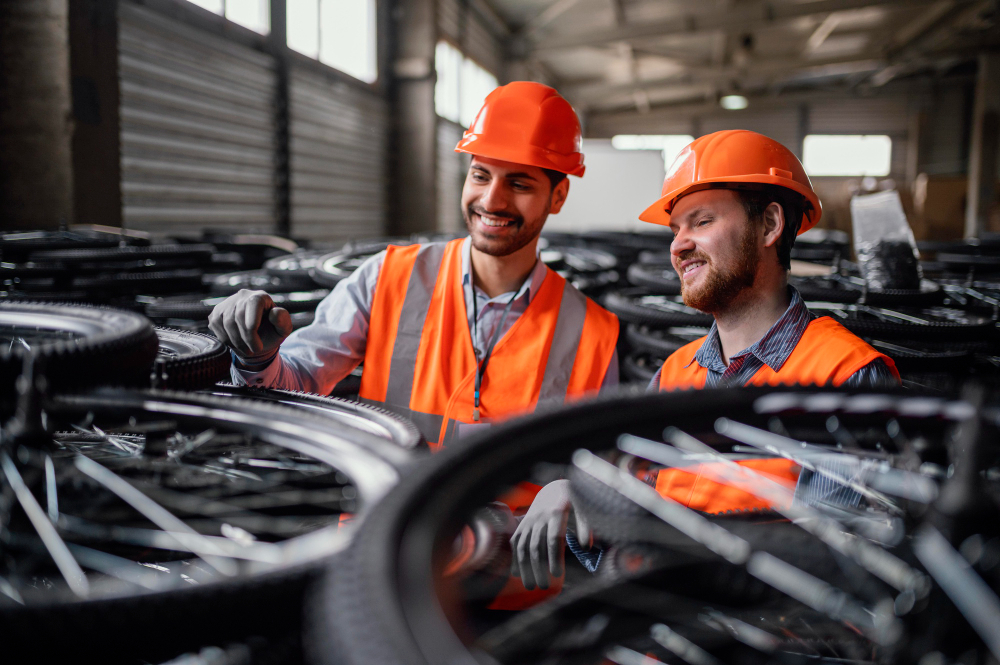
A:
[0, 299, 424, 664]
[312, 385, 1000, 665]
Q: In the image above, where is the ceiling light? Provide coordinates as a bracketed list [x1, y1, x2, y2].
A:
[720, 95, 749, 110]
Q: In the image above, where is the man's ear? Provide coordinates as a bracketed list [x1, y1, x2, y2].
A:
[549, 179, 570, 214]
[762, 201, 785, 248]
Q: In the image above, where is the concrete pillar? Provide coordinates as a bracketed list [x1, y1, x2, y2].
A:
[0, 0, 74, 229]
[388, 0, 438, 235]
[69, 0, 121, 227]
[965, 53, 1000, 238]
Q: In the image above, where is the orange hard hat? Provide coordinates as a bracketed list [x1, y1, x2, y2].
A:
[455, 81, 586, 177]
[639, 130, 822, 234]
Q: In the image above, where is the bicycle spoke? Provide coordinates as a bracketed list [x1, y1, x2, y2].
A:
[73, 455, 238, 576]
[0, 452, 89, 597]
[650, 624, 721, 665]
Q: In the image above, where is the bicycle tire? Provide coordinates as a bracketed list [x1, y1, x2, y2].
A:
[626, 263, 681, 295]
[621, 352, 661, 385]
[31, 243, 216, 265]
[144, 290, 330, 321]
[310, 387, 966, 665]
[601, 288, 713, 328]
[623, 324, 706, 357]
[0, 301, 158, 403]
[152, 327, 231, 390]
[809, 303, 995, 343]
[205, 383, 427, 451]
[0, 388, 407, 663]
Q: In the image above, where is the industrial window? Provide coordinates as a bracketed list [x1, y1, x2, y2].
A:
[184, 0, 270, 34]
[612, 135, 694, 170]
[287, 0, 378, 83]
[435, 41, 498, 128]
[803, 135, 892, 177]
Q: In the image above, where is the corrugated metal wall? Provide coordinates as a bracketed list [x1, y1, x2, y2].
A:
[438, 0, 503, 76]
[117, 2, 278, 235]
[437, 119, 468, 232]
[288, 66, 389, 245]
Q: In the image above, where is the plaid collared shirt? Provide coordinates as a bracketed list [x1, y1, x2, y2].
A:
[648, 287, 898, 390]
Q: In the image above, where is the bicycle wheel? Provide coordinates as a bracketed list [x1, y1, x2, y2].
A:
[153, 327, 231, 390]
[311, 386, 999, 665]
[601, 289, 713, 328]
[0, 386, 405, 662]
[809, 303, 995, 343]
[205, 383, 426, 451]
[0, 301, 158, 405]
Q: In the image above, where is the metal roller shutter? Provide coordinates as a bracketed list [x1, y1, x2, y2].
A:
[438, 0, 503, 75]
[437, 119, 468, 232]
[117, 2, 278, 235]
[288, 65, 389, 245]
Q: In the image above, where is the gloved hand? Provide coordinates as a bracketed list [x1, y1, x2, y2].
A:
[207, 289, 293, 366]
[509, 479, 591, 590]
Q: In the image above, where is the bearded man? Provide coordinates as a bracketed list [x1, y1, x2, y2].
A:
[509, 131, 902, 596]
[208, 81, 619, 450]
[644, 130, 899, 391]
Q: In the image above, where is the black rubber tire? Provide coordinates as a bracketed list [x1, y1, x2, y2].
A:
[541, 245, 618, 274]
[790, 276, 861, 303]
[0, 301, 158, 404]
[145, 290, 330, 321]
[808, 303, 995, 343]
[310, 245, 393, 288]
[208, 269, 319, 296]
[73, 268, 205, 295]
[600, 288, 713, 328]
[626, 262, 681, 295]
[30, 243, 216, 265]
[264, 249, 331, 277]
[152, 327, 231, 390]
[205, 383, 427, 451]
[621, 352, 661, 385]
[623, 324, 706, 357]
[869, 339, 975, 375]
[309, 387, 957, 665]
[0, 387, 407, 664]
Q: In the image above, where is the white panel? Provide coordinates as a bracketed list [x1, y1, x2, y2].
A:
[118, 2, 278, 235]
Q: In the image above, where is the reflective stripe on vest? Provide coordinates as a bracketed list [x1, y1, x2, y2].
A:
[359, 239, 619, 447]
[658, 316, 900, 391]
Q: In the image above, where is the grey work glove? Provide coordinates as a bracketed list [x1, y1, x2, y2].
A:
[509, 479, 591, 590]
[207, 289, 293, 366]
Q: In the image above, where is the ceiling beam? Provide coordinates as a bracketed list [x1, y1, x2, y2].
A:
[523, 0, 583, 40]
[521, 0, 980, 55]
[468, 0, 511, 37]
[563, 52, 889, 106]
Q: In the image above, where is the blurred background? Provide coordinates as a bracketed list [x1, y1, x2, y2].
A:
[1, 0, 998, 244]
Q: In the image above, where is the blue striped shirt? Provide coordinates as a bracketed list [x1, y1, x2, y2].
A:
[647, 287, 898, 390]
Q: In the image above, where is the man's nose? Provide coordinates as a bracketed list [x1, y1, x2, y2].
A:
[478, 180, 509, 211]
[670, 227, 694, 257]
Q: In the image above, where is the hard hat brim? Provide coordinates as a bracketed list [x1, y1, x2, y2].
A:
[638, 175, 823, 234]
[455, 135, 586, 178]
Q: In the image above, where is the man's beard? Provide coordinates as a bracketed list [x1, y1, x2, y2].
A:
[463, 201, 549, 257]
[679, 225, 759, 313]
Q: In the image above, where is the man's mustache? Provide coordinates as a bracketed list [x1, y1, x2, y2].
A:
[467, 206, 522, 226]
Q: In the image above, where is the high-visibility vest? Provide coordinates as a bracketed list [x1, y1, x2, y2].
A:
[658, 315, 899, 392]
[359, 239, 619, 449]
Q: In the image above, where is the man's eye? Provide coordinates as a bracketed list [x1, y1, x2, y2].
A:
[697, 218, 712, 226]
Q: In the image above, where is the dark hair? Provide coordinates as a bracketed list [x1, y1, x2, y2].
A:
[734, 187, 805, 271]
[542, 168, 567, 191]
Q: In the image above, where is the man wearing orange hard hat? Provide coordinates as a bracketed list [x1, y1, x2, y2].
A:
[640, 129, 899, 391]
[209, 81, 619, 448]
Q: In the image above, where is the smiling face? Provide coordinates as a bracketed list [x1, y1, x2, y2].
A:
[461, 156, 568, 257]
[668, 189, 762, 313]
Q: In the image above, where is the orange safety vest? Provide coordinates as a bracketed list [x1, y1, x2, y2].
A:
[655, 316, 898, 512]
[658, 316, 899, 392]
[359, 239, 619, 449]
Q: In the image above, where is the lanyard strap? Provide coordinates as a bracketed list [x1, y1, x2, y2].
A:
[472, 289, 519, 421]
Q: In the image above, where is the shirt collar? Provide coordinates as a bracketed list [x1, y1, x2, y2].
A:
[460, 235, 545, 304]
[690, 286, 811, 372]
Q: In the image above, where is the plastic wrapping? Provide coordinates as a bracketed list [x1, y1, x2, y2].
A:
[850, 190, 922, 291]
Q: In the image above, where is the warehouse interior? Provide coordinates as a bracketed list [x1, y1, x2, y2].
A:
[4, 1, 1000, 664]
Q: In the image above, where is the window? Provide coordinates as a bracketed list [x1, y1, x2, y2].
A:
[288, 0, 378, 83]
[435, 41, 498, 127]
[803, 135, 892, 177]
[612, 134, 694, 171]
[184, 0, 270, 34]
